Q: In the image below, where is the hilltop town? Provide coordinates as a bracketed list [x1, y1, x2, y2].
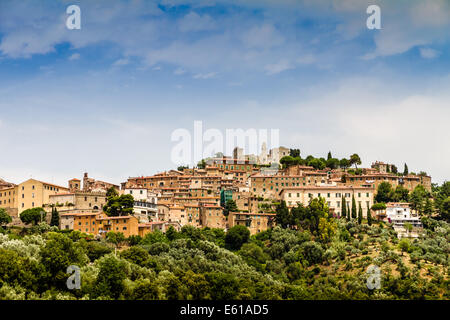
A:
[0, 146, 436, 238]
[1, 147, 449, 301]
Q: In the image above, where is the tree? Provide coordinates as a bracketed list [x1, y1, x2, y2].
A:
[301, 241, 324, 265]
[341, 196, 346, 219]
[434, 181, 450, 221]
[391, 165, 398, 174]
[327, 151, 332, 160]
[0, 208, 12, 226]
[20, 207, 45, 225]
[275, 200, 291, 228]
[299, 197, 331, 235]
[205, 272, 240, 300]
[318, 216, 336, 243]
[120, 246, 150, 267]
[103, 194, 134, 216]
[106, 186, 119, 198]
[367, 207, 373, 226]
[440, 197, 450, 221]
[349, 154, 362, 169]
[40, 232, 88, 288]
[165, 226, 180, 241]
[50, 207, 60, 227]
[106, 231, 126, 248]
[339, 158, 350, 171]
[280, 156, 296, 169]
[409, 185, 427, 213]
[289, 149, 300, 158]
[326, 158, 340, 170]
[197, 159, 206, 169]
[358, 203, 363, 224]
[375, 182, 394, 203]
[308, 158, 326, 170]
[351, 195, 357, 219]
[290, 203, 307, 227]
[393, 185, 409, 202]
[423, 198, 434, 216]
[398, 238, 410, 256]
[223, 199, 238, 217]
[225, 225, 250, 250]
[403, 163, 409, 176]
[94, 255, 128, 299]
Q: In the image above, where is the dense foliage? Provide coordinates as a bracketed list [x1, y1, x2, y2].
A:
[0, 214, 448, 300]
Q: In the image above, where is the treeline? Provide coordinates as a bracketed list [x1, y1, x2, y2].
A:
[280, 150, 361, 171]
[0, 209, 448, 300]
[374, 181, 450, 221]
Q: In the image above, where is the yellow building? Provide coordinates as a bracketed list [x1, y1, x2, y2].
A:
[279, 185, 374, 217]
[72, 212, 140, 238]
[0, 179, 69, 214]
[227, 211, 275, 235]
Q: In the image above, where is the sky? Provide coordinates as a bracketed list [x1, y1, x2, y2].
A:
[0, 0, 449, 187]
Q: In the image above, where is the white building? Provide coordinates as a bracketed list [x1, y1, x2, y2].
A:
[123, 188, 158, 222]
[268, 146, 290, 164]
[385, 203, 423, 238]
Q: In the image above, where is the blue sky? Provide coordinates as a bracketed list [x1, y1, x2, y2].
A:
[0, 0, 449, 186]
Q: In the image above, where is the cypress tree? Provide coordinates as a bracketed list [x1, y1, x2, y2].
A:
[341, 196, 346, 219]
[367, 207, 372, 226]
[351, 195, 357, 219]
[50, 207, 60, 227]
[403, 163, 409, 176]
[358, 203, 363, 224]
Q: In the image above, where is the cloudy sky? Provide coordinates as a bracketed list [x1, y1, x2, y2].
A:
[0, 0, 449, 186]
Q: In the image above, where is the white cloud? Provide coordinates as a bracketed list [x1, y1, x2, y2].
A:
[178, 12, 216, 32]
[419, 47, 440, 59]
[264, 59, 293, 75]
[112, 58, 130, 66]
[193, 72, 217, 79]
[68, 53, 80, 61]
[174, 68, 186, 75]
[241, 24, 285, 49]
